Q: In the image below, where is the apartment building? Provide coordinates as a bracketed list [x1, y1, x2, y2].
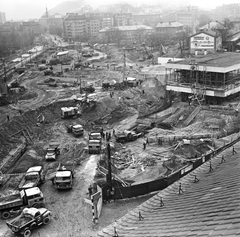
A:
[0, 12, 6, 25]
[156, 21, 183, 38]
[63, 13, 113, 40]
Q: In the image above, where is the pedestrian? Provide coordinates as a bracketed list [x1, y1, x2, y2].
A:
[146, 137, 149, 145]
[7, 115, 10, 121]
[142, 89, 145, 94]
[88, 185, 93, 198]
[113, 129, 115, 137]
[106, 189, 111, 203]
[143, 141, 146, 150]
[19, 109, 22, 115]
[233, 146, 237, 155]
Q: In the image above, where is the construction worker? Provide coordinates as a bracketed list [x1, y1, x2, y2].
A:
[143, 141, 146, 150]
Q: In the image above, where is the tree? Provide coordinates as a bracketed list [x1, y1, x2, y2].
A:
[174, 28, 190, 55]
[220, 18, 234, 41]
[133, 28, 146, 46]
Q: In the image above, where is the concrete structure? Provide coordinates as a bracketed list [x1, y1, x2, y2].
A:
[165, 52, 240, 104]
[156, 21, 183, 38]
[189, 30, 222, 55]
[225, 31, 240, 52]
[0, 12, 6, 25]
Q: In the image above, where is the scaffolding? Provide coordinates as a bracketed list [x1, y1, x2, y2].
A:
[189, 63, 206, 106]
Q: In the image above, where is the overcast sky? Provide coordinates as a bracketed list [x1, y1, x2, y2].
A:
[1, 0, 240, 21]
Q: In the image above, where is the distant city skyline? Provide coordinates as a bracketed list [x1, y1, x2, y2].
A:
[0, 0, 240, 21]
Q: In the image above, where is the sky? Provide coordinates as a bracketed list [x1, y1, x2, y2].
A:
[0, 0, 240, 21]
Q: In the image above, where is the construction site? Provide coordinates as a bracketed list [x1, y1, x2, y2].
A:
[0, 35, 240, 237]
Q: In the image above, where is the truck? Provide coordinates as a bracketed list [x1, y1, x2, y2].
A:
[18, 166, 45, 191]
[65, 124, 84, 137]
[115, 130, 142, 143]
[61, 107, 81, 119]
[0, 187, 44, 219]
[88, 132, 102, 154]
[52, 162, 74, 189]
[45, 142, 60, 161]
[6, 207, 51, 237]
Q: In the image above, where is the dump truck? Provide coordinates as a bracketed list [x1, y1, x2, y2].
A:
[61, 107, 81, 119]
[6, 207, 51, 237]
[45, 142, 60, 161]
[65, 124, 84, 137]
[115, 130, 142, 143]
[88, 132, 102, 154]
[0, 187, 44, 219]
[18, 166, 45, 191]
[53, 162, 74, 189]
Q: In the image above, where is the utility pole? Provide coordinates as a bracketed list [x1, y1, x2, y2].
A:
[107, 143, 112, 190]
[123, 48, 126, 82]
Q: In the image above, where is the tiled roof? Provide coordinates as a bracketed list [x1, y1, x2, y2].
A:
[199, 21, 226, 30]
[156, 22, 183, 28]
[98, 135, 240, 237]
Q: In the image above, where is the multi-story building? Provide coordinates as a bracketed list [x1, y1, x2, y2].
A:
[113, 13, 133, 26]
[156, 21, 183, 38]
[176, 6, 198, 32]
[132, 14, 162, 27]
[99, 25, 153, 44]
[165, 52, 240, 105]
[0, 12, 6, 25]
[22, 21, 41, 35]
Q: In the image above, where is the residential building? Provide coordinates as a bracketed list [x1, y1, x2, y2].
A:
[189, 29, 222, 55]
[113, 13, 133, 26]
[99, 25, 153, 44]
[22, 21, 41, 35]
[0, 12, 6, 25]
[199, 21, 225, 33]
[165, 52, 240, 104]
[132, 14, 162, 27]
[177, 6, 198, 32]
[156, 21, 183, 38]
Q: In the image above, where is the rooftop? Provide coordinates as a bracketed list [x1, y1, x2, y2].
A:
[98, 134, 240, 237]
[156, 21, 183, 28]
[165, 52, 240, 73]
[100, 25, 153, 32]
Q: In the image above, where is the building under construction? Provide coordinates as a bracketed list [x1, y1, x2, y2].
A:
[165, 52, 240, 105]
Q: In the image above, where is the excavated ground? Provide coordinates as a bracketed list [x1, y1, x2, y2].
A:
[0, 45, 239, 236]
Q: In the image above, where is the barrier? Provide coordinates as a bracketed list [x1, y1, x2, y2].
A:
[102, 133, 240, 202]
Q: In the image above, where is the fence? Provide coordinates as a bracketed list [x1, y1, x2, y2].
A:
[102, 133, 240, 201]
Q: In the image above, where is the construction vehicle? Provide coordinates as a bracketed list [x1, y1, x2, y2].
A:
[45, 142, 60, 161]
[52, 162, 74, 189]
[82, 84, 95, 93]
[115, 130, 142, 143]
[65, 124, 84, 137]
[6, 207, 51, 237]
[61, 107, 81, 119]
[88, 132, 102, 154]
[18, 166, 45, 191]
[0, 187, 44, 219]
